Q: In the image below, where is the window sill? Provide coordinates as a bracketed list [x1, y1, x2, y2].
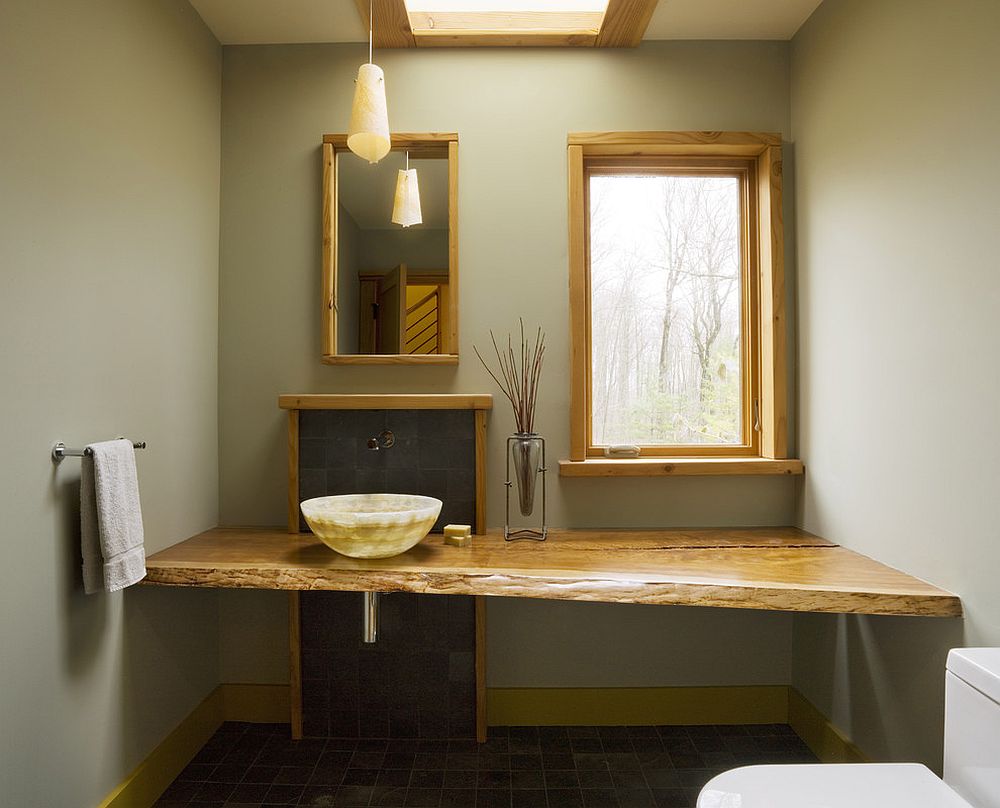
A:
[558, 457, 804, 477]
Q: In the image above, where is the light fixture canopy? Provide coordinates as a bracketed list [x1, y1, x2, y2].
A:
[392, 152, 422, 227]
[347, 63, 390, 164]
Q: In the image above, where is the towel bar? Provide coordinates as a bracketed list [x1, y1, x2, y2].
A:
[51, 440, 146, 463]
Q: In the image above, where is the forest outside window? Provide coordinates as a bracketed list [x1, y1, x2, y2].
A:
[564, 133, 799, 476]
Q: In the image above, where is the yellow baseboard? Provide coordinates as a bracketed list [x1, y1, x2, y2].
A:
[487, 685, 789, 726]
[221, 683, 291, 723]
[97, 683, 290, 808]
[489, 685, 866, 763]
[96, 689, 223, 808]
[788, 687, 868, 763]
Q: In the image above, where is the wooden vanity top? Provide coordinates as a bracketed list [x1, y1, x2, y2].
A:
[144, 527, 961, 618]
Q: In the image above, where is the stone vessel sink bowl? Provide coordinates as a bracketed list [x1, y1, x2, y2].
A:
[300, 494, 442, 559]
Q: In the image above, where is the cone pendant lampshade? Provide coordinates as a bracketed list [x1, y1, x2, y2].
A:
[348, 63, 390, 164]
[392, 165, 422, 228]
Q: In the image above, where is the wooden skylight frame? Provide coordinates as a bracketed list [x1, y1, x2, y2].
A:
[354, 0, 660, 47]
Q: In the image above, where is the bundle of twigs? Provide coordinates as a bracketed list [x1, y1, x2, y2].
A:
[474, 319, 546, 435]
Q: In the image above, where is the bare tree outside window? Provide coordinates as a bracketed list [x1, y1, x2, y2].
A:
[589, 173, 743, 447]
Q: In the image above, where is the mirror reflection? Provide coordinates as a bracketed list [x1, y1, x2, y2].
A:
[336, 151, 451, 356]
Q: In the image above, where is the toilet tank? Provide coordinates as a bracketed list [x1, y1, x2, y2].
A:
[945, 648, 1000, 808]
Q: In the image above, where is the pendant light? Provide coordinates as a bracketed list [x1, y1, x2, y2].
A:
[392, 151, 422, 228]
[347, 0, 390, 164]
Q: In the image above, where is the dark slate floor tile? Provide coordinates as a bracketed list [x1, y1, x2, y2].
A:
[161, 723, 816, 808]
[548, 789, 585, 808]
[510, 770, 546, 790]
[650, 787, 695, 808]
[582, 789, 619, 808]
[511, 789, 548, 808]
[615, 787, 655, 808]
[577, 770, 614, 789]
[405, 787, 443, 807]
[441, 788, 476, 807]
[227, 781, 270, 802]
[343, 769, 379, 786]
[545, 753, 578, 770]
[337, 785, 375, 806]
[192, 781, 237, 802]
[476, 788, 512, 808]
[371, 785, 409, 806]
[298, 784, 339, 806]
[443, 770, 477, 789]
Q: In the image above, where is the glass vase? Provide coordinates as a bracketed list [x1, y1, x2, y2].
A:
[510, 432, 543, 517]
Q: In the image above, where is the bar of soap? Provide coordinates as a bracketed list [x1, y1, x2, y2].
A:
[443, 524, 472, 546]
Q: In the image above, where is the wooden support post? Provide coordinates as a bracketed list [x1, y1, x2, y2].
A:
[289, 591, 303, 739]
[475, 595, 487, 743]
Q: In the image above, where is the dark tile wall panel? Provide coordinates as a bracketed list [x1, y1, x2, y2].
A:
[300, 591, 477, 741]
[297, 408, 479, 741]
[298, 409, 476, 533]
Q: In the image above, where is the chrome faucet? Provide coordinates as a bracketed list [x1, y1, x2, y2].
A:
[366, 429, 395, 451]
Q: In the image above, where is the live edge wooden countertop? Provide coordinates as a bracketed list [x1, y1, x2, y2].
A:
[144, 527, 961, 618]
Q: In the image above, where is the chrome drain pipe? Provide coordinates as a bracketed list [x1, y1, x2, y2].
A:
[363, 592, 380, 643]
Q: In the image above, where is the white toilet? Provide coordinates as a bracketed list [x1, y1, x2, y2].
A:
[698, 648, 1000, 808]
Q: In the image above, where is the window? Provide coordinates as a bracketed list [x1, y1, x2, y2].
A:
[564, 132, 797, 476]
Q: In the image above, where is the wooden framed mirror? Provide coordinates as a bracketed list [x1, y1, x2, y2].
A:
[321, 133, 458, 364]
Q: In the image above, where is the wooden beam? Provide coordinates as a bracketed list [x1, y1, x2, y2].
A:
[596, 0, 664, 47]
[355, 0, 415, 48]
[279, 394, 493, 411]
[414, 31, 597, 47]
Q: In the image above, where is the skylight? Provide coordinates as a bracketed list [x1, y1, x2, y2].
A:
[402, 0, 612, 43]
[405, 0, 608, 11]
[363, 0, 655, 49]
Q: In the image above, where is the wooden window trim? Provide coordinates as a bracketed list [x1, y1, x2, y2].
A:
[320, 133, 459, 365]
[566, 131, 796, 474]
[583, 160, 759, 459]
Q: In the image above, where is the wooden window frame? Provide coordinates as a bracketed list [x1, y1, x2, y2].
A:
[564, 132, 798, 477]
[320, 133, 459, 366]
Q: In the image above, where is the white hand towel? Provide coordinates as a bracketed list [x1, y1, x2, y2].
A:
[80, 439, 146, 594]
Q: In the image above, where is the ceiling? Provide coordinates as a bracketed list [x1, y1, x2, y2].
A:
[188, 0, 824, 45]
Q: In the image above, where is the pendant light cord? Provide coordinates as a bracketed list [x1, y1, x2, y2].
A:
[368, 0, 373, 64]
[405, 151, 409, 170]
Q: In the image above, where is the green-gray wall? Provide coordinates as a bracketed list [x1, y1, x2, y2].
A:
[791, 0, 999, 768]
[217, 41, 798, 686]
[0, 1, 221, 804]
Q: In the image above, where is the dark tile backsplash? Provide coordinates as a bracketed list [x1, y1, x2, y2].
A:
[300, 591, 477, 741]
[298, 409, 476, 533]
[297, 408, 479, 742]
